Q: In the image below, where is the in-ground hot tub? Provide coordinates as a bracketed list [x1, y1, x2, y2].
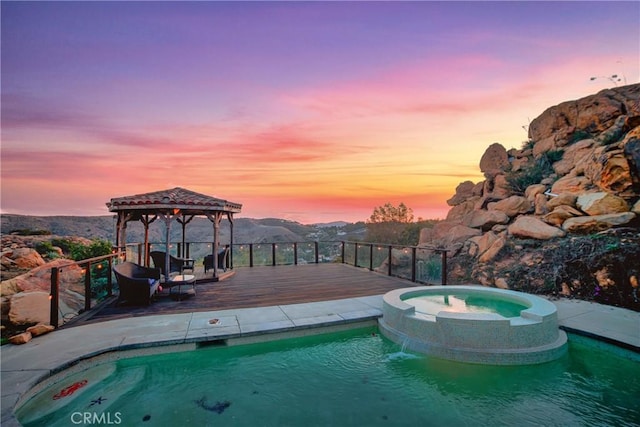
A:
[379, 286, 567, 365]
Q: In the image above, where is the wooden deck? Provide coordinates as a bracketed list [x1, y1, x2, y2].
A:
[73, 263, 418, 327]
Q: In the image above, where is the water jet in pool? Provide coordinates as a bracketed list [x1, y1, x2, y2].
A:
[379, 286, 567, 365]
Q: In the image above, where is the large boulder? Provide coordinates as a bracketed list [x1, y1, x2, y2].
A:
[625, 137, 640, 191]
[508, 216, 566, 240]
[551, 175, 593, 195]
[576, 192, 629, 215]
[1, 258, 82, 296]
[8, 291, 50, 325]
[479, 143, 509, 177]
[478, 234, 507, 263]
[488, 195, 532, 217]
[525, 184, 547, 201]
[437, 225, 482, 248]
[562, 212, 636, 233]
[543, 205, 584, 226]
[1, 259, 86, 331]
[547, 192, 578, 210]
[445, 198, 480, 222]
[468, 231, 499, 257]
[418, 227, 434, 246]
[482, 174, 511, 199]
[596, 115, 634, 145]
[447, 181, 476, 206]
[534, 193, 549, 215]
[553, 138, 596, 176]
[431, 221, 461, 243]
[7, 248, 45, 269]
[584, 143, 638, 198]
[529, 85, 639, 155]
[462, 210, 509, 231]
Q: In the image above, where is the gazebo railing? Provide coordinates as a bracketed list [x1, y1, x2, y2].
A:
[124, 240, 448, 285]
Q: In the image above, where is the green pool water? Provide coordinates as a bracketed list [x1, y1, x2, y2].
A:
[403, 292, 529, 318]
[16, 327, 640, 426]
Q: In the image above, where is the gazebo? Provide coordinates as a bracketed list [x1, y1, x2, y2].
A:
[106, 187, 242, 281]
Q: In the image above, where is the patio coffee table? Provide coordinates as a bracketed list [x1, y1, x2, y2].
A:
[168, 274, 196, 300]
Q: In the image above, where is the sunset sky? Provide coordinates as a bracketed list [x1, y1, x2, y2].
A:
[2, 1, 639, 224]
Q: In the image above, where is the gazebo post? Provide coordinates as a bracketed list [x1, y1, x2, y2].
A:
[140, 214, 157, 267]
[114, 213, 121, 250]
[181, 218, 186, 258]
[227, 212, 234, 269]
[116, 212, 132, 259]
[177, 214, 195, 258]
[159, 212, 175, 282]
[206, 212, 222, 279]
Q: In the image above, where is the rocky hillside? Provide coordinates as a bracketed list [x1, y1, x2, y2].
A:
[420, 84, 640, 311]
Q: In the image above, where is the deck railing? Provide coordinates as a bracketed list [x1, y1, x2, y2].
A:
[124, 240, 449, 285]
[49, 252, 120, 328]
[51, 241, 448, 328]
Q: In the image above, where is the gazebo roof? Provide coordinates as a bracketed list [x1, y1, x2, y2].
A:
[107, 187, 242, 217]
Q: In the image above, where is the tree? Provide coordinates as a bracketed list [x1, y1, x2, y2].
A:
[365, 202, 415, 245]
[368, 202, 414, 224]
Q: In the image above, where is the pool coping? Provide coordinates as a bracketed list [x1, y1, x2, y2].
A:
[2, 294, 639, 426]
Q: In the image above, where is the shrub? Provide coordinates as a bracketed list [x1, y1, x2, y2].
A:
[521, 139, 535, 150]
[568, 130, 593, 145]
[50, 238, 112, 261]
[505, 150, 563, 194]
[34, 241, 61, 260]
[11, 229, 51, 236]
[35, 241, 55, 255]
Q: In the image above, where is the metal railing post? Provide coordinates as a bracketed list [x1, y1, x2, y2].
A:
[249, 244, 254, 267]
[387, 245, 392, 276]
[50, 267, 60, 328]
[314, 241, 319, 264]
[341, 241, 345, 263]
[272, 243, 277, 266]
[411, 247, 417, 282]
[294, 242, 298, 265]
[369, 244, 373, 271]
[107, 257, 113, 296]
[84, 261, 92, 312]
[354, 244, 359, 267]
[441, 249, 448, 285]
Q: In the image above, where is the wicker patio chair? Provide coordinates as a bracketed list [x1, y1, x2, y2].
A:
[113, 262, 161, 306]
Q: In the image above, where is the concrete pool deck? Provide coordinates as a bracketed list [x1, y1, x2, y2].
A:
[2, 295, 639, 426]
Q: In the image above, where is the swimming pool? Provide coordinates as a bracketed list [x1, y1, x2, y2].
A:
[15, 327, 640, 426]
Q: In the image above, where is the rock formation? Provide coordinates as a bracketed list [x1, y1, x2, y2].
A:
[420, 84, 640, 310]
[1, 235, 97, 338]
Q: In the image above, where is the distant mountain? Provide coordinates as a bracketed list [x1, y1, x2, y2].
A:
[315, 221, 349, 228]
[1, 215, 116, 240]
[1, 214, 365, 244]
